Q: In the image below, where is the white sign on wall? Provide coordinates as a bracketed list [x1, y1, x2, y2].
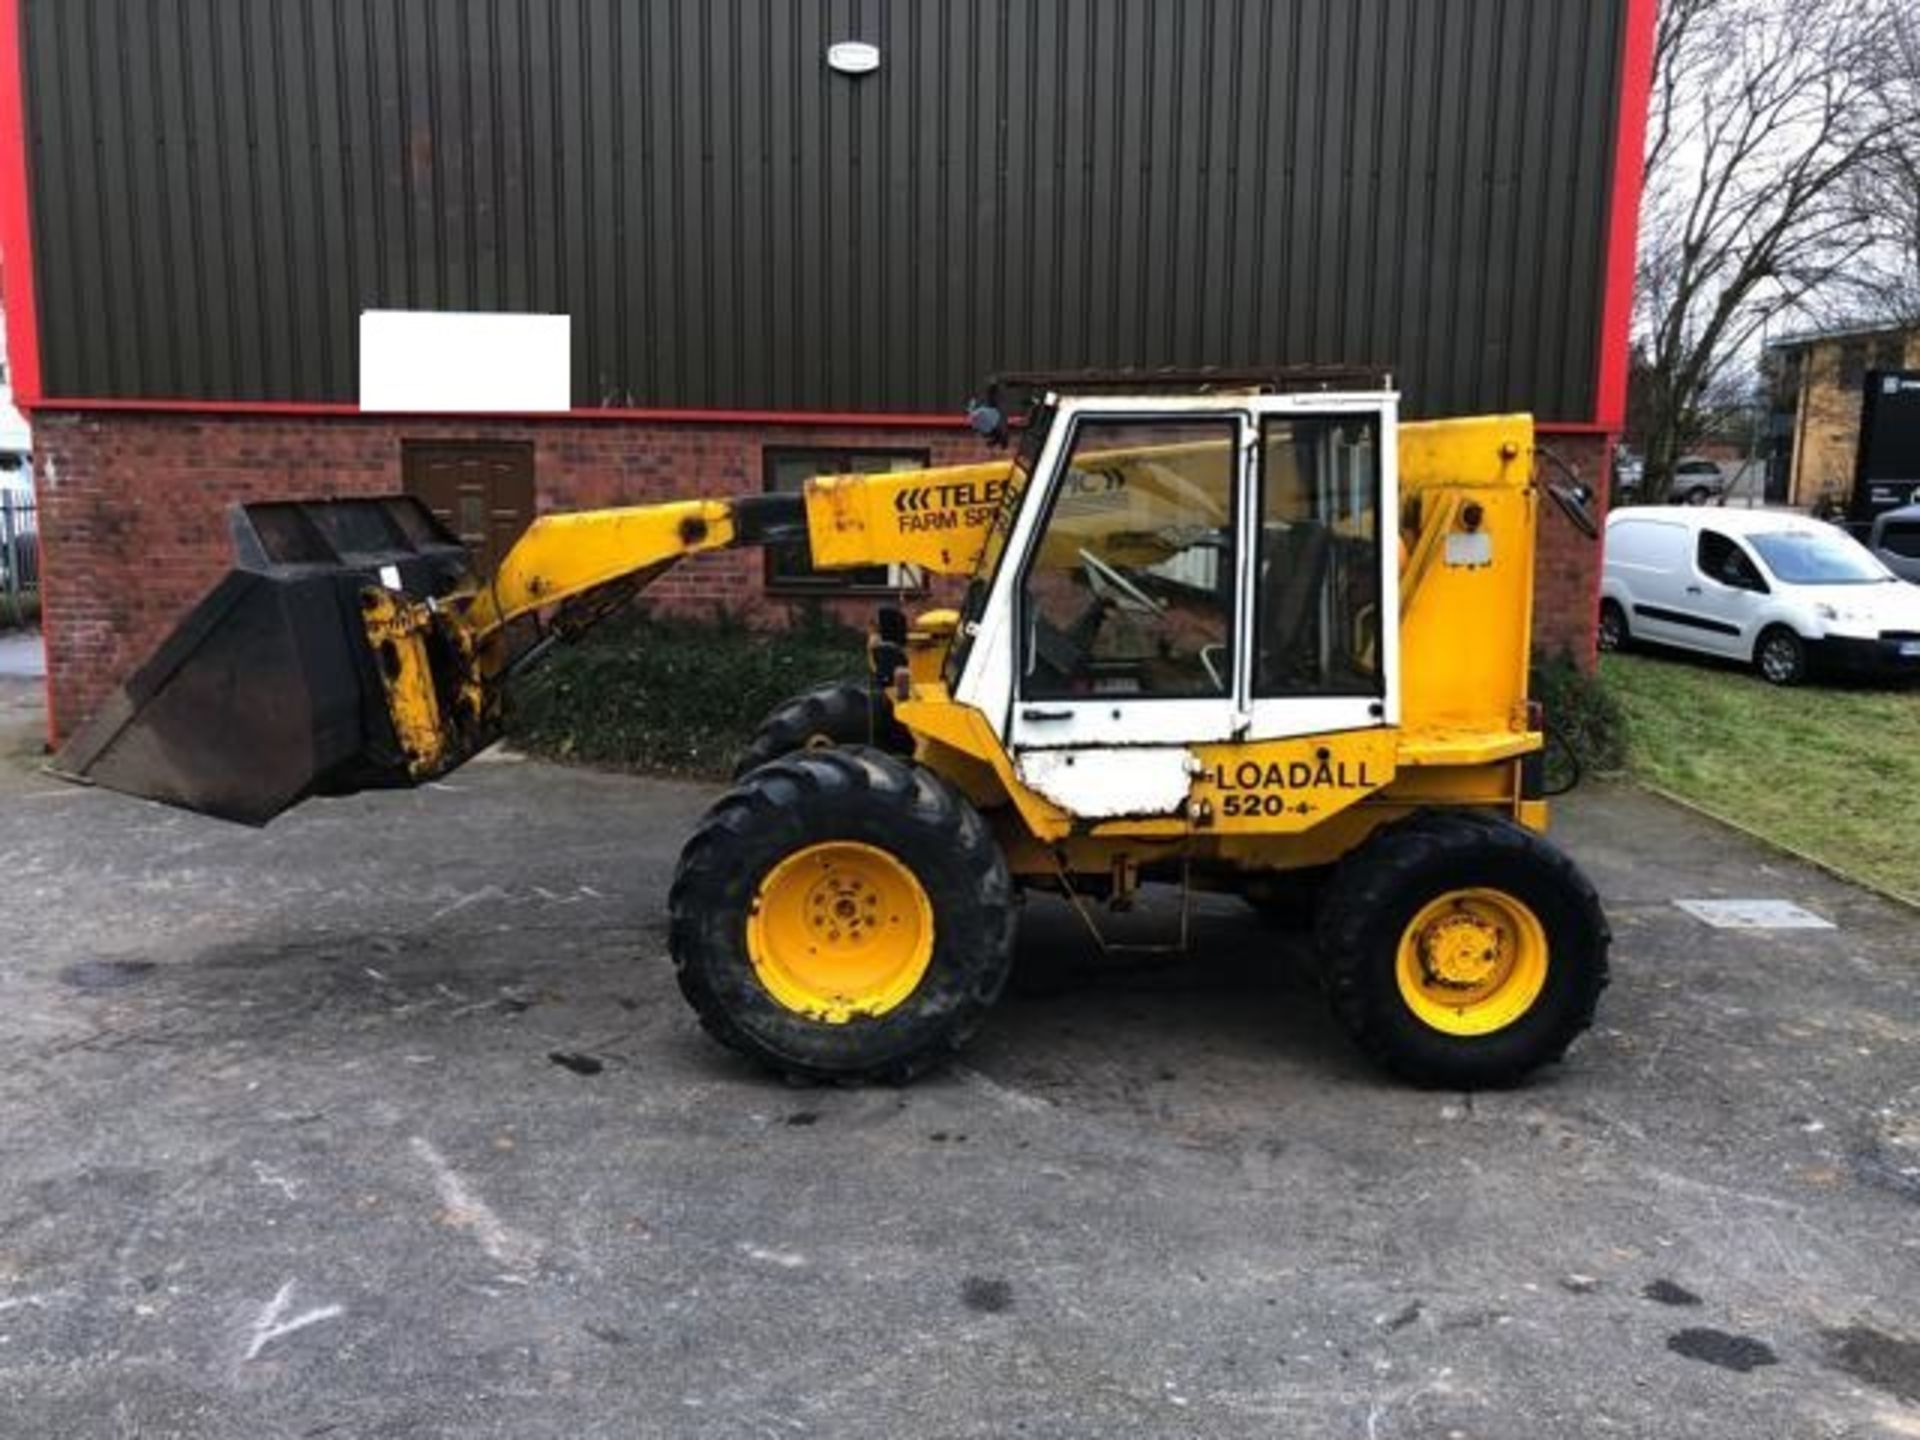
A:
[359, 310, 571, 413]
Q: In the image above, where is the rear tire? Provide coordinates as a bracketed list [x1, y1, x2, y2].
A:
[733, 680, 913, 779]
[670, 747, 1015, 1083]
[1683, 486, 1711, 505]
[1315, 811, 1610, 1088]
[1754, 626, 1807, 686]
[1597, 599, 1629, 653]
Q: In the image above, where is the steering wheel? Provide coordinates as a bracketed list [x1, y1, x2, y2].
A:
[1028, 593, 1113, 691]
[1078, 548, 1164, 614]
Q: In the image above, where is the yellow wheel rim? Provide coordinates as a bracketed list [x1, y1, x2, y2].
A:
[1395, 888, 1549, 1036]
[746, 842, 935, 1023]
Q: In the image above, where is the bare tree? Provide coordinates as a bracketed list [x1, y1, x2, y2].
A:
[1633, 0, 1896, 499]
[1837, 5, 1920, 325]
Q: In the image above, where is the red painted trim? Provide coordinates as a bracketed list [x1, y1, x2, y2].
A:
[1592, 0, 1658, 434]
[21, 394, 981, 428]
[26, 394, 1630, 436]
[0, 0, 53, 740]
[0, 0, 37, 408]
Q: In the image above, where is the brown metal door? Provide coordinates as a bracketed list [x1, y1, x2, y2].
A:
[402, 441, 536, 575]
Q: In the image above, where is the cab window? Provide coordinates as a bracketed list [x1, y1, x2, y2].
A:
[1697, 530, 1765, 591]
[1255, 416, 1382, 696]
[1881, 522, 1920, 560]
[1019, 418, 1236, 700]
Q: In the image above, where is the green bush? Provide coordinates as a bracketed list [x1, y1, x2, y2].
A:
[0, 590, 38, 630]
[1530, 651, 1628, 784]
[503, 607, 867, 777]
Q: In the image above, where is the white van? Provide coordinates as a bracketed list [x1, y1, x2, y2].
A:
[1600, 506, 1920, 685]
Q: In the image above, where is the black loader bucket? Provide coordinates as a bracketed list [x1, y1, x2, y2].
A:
[53, 496, 476, 825]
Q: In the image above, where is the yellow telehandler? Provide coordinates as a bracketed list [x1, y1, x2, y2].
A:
[57, 371, 1609, 1088]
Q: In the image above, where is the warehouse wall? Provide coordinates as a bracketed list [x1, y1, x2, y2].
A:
[31, 412, 1605, 742]
[21, 0, 1627, 421]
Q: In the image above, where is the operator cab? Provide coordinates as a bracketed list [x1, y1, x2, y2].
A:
[949, 375, 1399, 815]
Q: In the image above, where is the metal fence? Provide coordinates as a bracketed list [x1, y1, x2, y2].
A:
[1, 490, 38, 629]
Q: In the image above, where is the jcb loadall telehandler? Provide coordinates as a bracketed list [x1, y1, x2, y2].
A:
[58, 372, 1610, 1088]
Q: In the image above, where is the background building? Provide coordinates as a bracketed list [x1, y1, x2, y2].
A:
[0, 0, 1655, 743]
[1765, 323, 1920, 510]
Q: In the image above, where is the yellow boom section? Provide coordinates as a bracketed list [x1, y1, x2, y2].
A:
[461, 499, 738, 634]
[806, 462, 1016, 576]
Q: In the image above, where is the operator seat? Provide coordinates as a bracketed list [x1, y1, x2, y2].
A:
[1255, 520, 1330, 691]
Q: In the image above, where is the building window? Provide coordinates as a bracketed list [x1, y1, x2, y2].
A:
[1766, 346, 1803, 411]
[764, 448, 929, 592]
[1838, 340, 1870, 391]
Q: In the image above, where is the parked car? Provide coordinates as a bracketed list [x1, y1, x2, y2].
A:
[1600, 506, 1920, 684]
[1840, 503, 1920, 584]
[1612, 446, 1645, 502]
[1670, 456, 1726, 505]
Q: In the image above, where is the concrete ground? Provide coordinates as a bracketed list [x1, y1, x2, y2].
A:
[2, 675, 1917, 1438]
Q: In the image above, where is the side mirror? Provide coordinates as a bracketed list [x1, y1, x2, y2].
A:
[1546, 481, 1599, 540]
[967, 402, 1010, 449]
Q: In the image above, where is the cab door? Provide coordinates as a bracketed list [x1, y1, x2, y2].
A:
[953, 398, 1250, 818]
[1007, 404, 1248, 750]
[1242, 396, 1400, 738]
[1688, 528, 1770, 656]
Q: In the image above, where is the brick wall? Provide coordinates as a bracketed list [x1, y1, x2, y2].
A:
[1530, 433, 1611, 665]
[30, 412, 1608, 744]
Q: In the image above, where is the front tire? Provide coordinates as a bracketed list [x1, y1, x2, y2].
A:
[1683, 486, 1711, 505]
[733, 680, 913, 779]
[670, 748, 1015, 1083]
[1316, 811, 1610, 1088]
[1754, 626, 1807, 686]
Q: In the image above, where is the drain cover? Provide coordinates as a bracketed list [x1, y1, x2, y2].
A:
[1673, 899, 1834, 930]
[60, 959, 158, 990]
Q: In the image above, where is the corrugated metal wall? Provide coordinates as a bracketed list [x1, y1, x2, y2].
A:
[22, 0, 1626, 420]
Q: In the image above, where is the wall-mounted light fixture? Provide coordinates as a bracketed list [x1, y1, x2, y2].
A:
[827, 41, 880, 75]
